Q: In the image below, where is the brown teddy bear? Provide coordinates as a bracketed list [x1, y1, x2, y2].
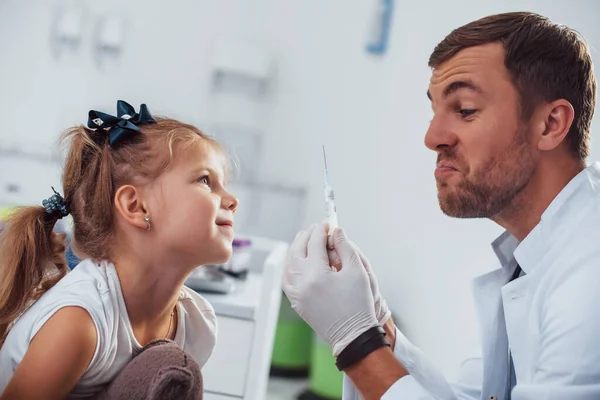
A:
[94, 339, 203, 400]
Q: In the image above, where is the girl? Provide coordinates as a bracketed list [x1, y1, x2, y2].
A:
[0, 100, 239, 399]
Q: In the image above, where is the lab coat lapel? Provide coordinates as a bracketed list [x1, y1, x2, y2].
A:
[472, 268, 512, 400]
[501, 273, 531, 383]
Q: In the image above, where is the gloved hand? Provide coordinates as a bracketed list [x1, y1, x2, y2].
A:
[283, 221, 379, 356]
[329, 239, 391, 326]
[356, 246, 391, 326]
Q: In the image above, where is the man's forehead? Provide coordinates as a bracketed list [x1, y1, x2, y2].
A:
[429, 43, 506, 87]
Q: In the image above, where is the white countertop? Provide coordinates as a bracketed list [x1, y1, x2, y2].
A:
[195, 272, 265, 321]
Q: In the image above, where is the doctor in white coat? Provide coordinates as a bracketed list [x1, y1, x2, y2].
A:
[282, 11, 600, 400]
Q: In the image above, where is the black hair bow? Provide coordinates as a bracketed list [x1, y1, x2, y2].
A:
[86, 100, 156, 147]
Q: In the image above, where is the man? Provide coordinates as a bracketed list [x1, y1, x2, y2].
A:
[283, 11, 599, 400]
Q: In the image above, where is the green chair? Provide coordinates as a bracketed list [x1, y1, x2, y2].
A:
[297, 333, 343, 400]
[270, 293, 313, 377]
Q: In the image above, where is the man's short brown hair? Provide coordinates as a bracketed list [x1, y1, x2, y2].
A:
[429, 12, 597, 163]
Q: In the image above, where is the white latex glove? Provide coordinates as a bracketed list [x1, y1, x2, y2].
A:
[283, 221, 379, 356]
[329, 240, 391, 326]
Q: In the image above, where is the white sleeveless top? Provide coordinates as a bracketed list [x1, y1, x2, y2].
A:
[0, 259, 217, 398]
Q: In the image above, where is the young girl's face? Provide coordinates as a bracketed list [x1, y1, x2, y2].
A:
[146, 141, 238, 268]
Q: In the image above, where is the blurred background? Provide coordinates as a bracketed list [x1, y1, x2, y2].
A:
[1, 0, 599, 399]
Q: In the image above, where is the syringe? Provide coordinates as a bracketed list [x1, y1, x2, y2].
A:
[323, 146, 338, 247]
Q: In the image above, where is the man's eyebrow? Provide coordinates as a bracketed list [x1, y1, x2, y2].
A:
[427, 80, 484, 101]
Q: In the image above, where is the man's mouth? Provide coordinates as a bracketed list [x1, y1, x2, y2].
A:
[435, 161, 459, 179]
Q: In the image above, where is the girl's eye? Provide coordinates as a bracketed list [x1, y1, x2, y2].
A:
[198, 176, 210, 185]
[459, 109, 477, 118]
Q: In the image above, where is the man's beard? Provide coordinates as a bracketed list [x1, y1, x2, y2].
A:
[437, 129, 535, 219]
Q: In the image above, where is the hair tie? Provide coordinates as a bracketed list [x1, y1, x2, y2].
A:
[42, 187, 69, 219]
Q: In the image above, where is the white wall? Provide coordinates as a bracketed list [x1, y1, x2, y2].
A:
[0, 0, 271, 148]
[1, 0, 599, 378]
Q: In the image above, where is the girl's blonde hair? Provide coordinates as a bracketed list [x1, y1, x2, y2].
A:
[0, 116, 227, 345]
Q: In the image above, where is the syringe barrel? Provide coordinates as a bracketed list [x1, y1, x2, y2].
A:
[326, 198, 338, 233]
[324, 186, 335, 202]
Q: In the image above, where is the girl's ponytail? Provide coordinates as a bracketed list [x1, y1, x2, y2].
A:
[0, 204, 68, 346]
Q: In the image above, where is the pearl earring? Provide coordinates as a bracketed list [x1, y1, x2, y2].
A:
[144, 216, 151, 231]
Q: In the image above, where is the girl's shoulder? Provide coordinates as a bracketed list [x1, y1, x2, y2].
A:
[5, 260, 117, 364]
[178, 285, 217, 332]
[177, 286, 217, 366]
[179, 285, 215, 313]
[18, 259, 117, 335]
[43, 259, 115, 306]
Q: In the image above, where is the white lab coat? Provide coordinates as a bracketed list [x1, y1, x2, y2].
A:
[343, 162, 600, 400]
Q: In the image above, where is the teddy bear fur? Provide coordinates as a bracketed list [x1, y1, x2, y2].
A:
[93, 338, 203, 400]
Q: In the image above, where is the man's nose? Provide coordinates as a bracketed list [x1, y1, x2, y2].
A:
[424, 116, 458, 152]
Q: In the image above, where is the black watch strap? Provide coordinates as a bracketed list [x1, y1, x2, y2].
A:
[335, 326, 390, 371]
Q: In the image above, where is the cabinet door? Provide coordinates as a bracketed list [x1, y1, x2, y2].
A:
[202, 316, 254, 397]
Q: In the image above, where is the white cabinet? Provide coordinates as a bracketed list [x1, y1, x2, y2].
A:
[202, 316, 254, 397]
[199, 238, 288, 400]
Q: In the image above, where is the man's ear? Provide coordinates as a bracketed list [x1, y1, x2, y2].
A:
[536, 99, 575, 152]
[114, 185, 148, 230]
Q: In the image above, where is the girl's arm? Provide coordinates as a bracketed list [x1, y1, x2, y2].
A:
[1, 306, 97, 400]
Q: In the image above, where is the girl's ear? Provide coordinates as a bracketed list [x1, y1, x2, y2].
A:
[114, 185, 148, 230]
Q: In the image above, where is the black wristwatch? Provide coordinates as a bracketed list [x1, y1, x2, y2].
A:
[335, 326, 390, 371]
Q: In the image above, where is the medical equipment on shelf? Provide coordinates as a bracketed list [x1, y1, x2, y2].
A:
[323, 146, 338, 245]
[185, 265, 236, 294]
[219, 238, 253, 280]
